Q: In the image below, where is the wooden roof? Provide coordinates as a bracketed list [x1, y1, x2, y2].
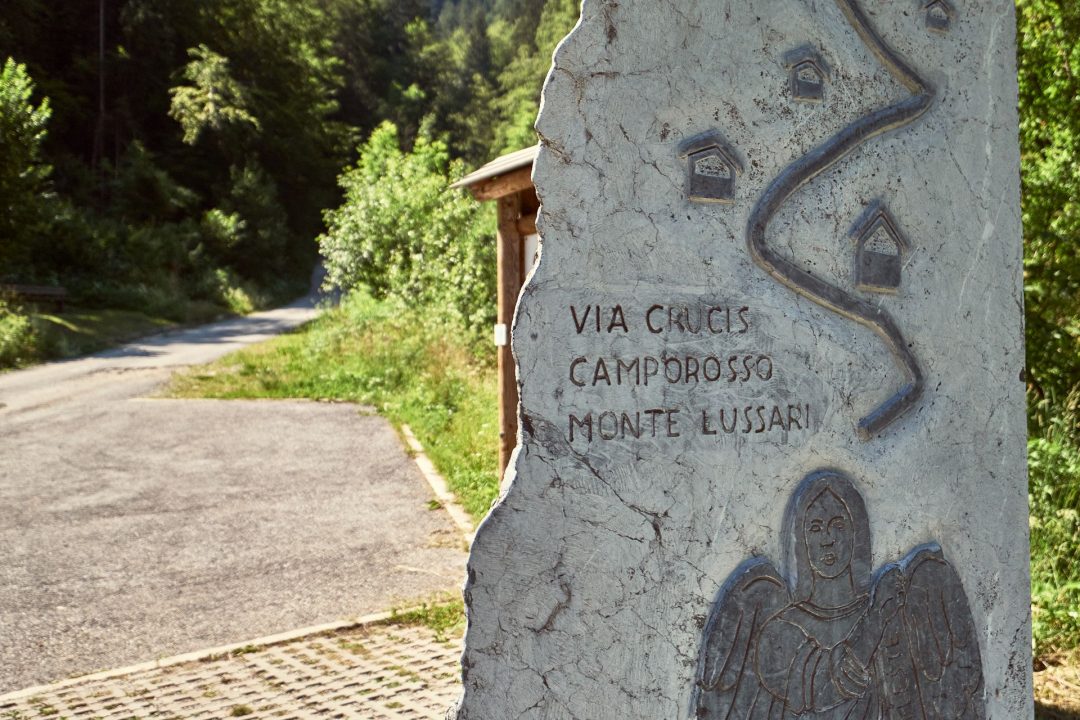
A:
[451, 145, 539, 200]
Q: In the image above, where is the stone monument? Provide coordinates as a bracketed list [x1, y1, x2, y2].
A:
[453, 1, 1031, 718]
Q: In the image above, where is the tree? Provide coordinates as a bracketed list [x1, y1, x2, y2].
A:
[490, 0, 578, 155]
[0, 58, 52, 277]
[1016, 0, 1080, 657]
[328, 0, 429, 142]
[1017, 0, 1080, 432]
[0, 0, 44, 58]
[319, 121, 495, 334]
[168, 45, 260, 147]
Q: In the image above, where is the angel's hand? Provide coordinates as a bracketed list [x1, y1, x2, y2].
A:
[831, 643, 870, 698]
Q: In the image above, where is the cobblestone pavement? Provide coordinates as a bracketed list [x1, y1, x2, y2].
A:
[0, 623, 462, 720]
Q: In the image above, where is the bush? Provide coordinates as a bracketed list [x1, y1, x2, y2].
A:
[24, 142, 298, 324]
[0, 298, 37, 369]
[214, 162, 293, 283]
[110, 142, 199, 225]
[0, 57, 52, 278]
[319, 121, 495, 345]
[1029, 405, 1080, 658]
[1018, 0, 1080, 659]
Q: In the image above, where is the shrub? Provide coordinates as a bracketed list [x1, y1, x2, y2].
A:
[216, 162, 292, 283]
[319, 121, 495, 345]
[1018, 0, 1080, 659]
[0, 57, 52, 278]
[0, 298, 37, 369]
[110, 142, 199, 225]
[1029, 406, 1080, 658]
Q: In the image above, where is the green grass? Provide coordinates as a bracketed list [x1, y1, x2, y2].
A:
[167, 291, 500, 522]
[1029, 424, 1080, 659]
[0, 302, 187, 370]
[384, 598, 466, 642]
[30, 308, 181, 359]
[0, 293, 239, 371]
[0, 270, 306, 371]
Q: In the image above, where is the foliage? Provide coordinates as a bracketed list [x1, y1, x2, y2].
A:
[1018, 0, 1080, 658]
[168, 291, 501, 521]
[490, 0, 579, 155]
[169, 45, 260, 146]
[1018, 0, 1080, 432]
[214, 163, 292, 282]
[109, 142, 199, 224]
[0, 298, 37, 369]
[319, 122, 495, 341]
[0, 58, 52, 277]
[1029, 420, 1080, 658]
[325, 0, 429, 148]
[379, 0, 578, 163]
[0, 0, 346, 308]
[0, 0, 582, 313]
[32, 141, 293, 319]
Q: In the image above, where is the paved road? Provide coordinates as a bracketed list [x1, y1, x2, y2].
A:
[0, 299, 468, 692]
[0, 298, 321, 418]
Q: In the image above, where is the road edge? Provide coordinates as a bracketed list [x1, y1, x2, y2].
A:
[0, 608, 405, 704]
[401, 424, 476, 544]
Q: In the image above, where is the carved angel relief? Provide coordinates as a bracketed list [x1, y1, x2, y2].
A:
[692, 470, 985, 719]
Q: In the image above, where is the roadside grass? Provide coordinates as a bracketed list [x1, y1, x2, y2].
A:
[0, 304, 194, 370]
[1029, 423, 1080, 660]
[384, 597, 466, 643]
[0, 297, 234, 371]
[30, 308, 181, 359]
[0, 273, 306, 371]
[166, 291, 500, 522]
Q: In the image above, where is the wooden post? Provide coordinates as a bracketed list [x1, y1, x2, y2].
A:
[451, 148, 538, 487]
[496, 193, 524, 484]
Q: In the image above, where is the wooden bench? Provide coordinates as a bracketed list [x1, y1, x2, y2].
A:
[0, 284, 68, 312]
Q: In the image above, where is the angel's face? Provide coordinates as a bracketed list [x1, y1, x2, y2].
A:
[803, 489, 853, 579]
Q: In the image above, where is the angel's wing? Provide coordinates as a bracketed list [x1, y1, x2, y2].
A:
[693, 559, 791, 720]
[901, 545, 986, 720]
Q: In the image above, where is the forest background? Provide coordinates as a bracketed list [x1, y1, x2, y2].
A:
[1, 0, 1079, 665]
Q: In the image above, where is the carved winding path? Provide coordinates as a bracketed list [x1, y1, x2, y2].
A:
[747, 0, 935, 439]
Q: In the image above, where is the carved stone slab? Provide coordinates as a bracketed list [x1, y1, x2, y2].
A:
[694, 470, 985, 718]
[452, 2, 1031, 718]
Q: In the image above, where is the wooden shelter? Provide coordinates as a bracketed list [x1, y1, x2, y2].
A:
[450, 145, 540, 481]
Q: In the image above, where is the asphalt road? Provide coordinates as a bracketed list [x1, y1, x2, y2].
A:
[0, 299, 468, 692]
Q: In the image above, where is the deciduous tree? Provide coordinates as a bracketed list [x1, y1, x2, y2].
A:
[0, 58, 52, 277]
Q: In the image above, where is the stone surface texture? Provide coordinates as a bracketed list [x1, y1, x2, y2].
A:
[454, 1, 1030, 719]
